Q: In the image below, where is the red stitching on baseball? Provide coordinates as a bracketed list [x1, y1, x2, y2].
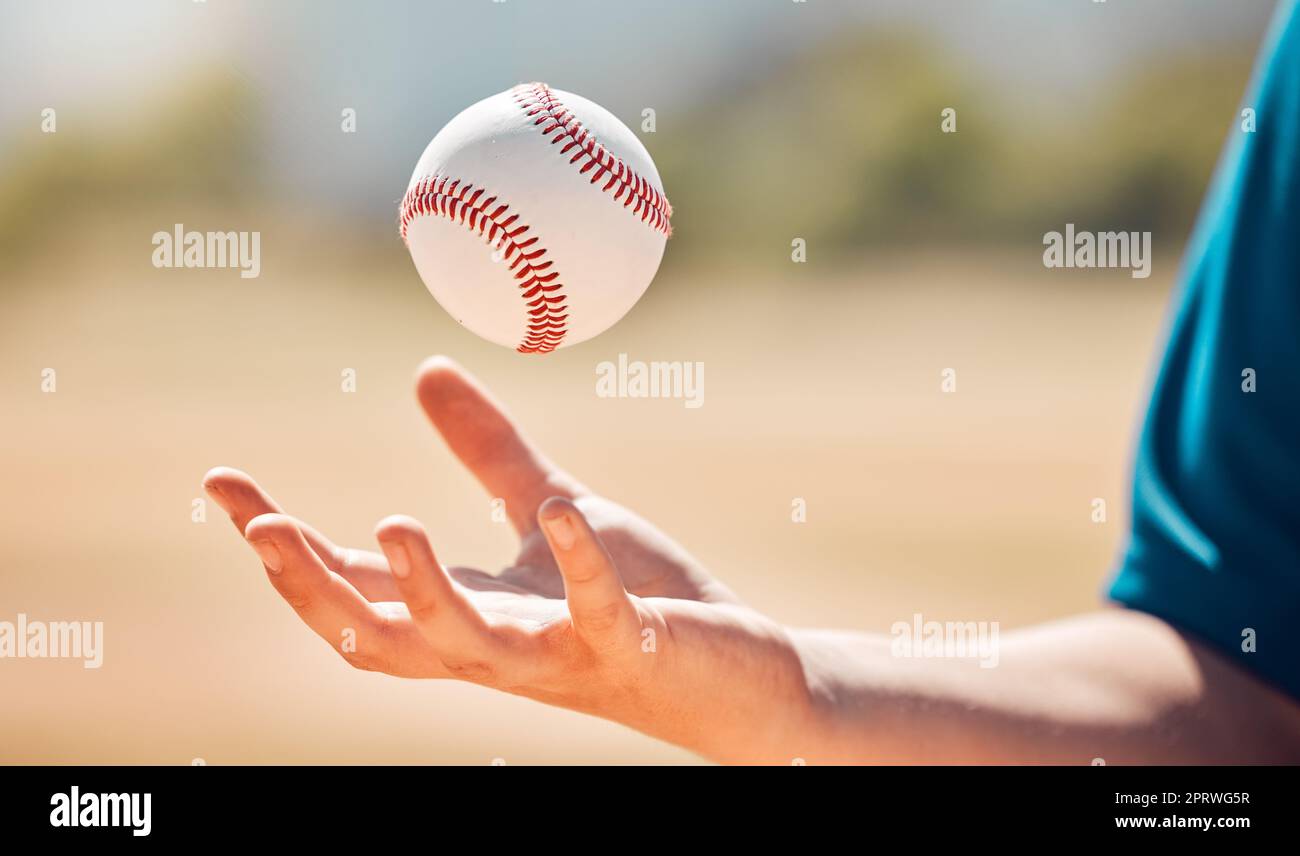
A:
[512, 82, 673, 237]
[400, 175, 568, 353]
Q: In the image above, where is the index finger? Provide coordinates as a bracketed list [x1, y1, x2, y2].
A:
[415, 356, 585, 534]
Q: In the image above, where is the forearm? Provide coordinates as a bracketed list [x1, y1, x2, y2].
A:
[788, 610, 1300, 764]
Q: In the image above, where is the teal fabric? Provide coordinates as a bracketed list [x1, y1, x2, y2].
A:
[1109, 0, 1300, 700]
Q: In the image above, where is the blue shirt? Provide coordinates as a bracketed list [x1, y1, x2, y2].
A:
[1109, 0, 1300, 700]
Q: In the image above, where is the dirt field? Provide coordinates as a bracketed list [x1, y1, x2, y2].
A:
[0, 244, 1173, 763]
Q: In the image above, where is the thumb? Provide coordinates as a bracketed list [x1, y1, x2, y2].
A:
[537, 497, 640, 648]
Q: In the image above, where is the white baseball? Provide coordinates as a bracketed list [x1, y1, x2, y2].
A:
[400, 83, 672, 353]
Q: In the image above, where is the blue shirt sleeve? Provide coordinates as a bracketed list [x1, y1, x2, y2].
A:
[1108, 0, 1300, 700]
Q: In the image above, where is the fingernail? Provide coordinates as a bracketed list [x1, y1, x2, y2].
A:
[249, 539, 282, 573]
[384, 541, 411, 578]
[542, 512, 576, 550]
[205, 482, 230, 510]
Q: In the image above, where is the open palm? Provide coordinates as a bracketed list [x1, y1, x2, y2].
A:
[203, 357, 743, 682]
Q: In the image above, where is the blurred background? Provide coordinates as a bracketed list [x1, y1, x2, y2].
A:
[0, 0, 1277, 763]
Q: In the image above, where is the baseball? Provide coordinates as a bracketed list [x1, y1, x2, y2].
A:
[400, 83, 672, 353]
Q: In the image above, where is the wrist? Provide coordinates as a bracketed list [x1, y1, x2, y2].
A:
[666, 611, 835, 764]
[785, 627, 892, 763]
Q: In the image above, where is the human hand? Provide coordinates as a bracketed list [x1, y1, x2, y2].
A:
[204, 357, 815, 761]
